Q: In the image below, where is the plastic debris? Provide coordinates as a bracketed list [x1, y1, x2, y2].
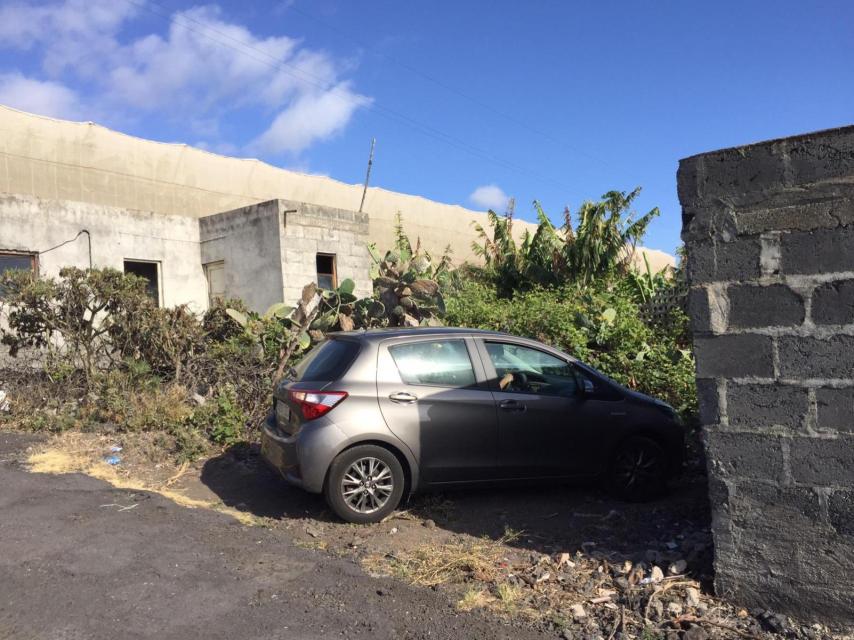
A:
[104, 455, 122, 465]
[0, 390, 9, 412]
[109, 445, 123, 453]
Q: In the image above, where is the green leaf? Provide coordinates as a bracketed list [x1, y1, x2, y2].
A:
[601, 308, 617, 325]
[367, 243, 382, 263]
[298, 331, 311, 350]
[226, 308, 248, 327]
[338, 278, 356, 295]
[311, 311, 337, 332]
[263, 302, 293, 320]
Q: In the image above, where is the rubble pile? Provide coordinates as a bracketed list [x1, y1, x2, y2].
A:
[482, 546, 840, 640]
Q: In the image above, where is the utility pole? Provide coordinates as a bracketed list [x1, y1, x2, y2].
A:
[505, 197, 516, 219]
[359, 137, 376, 213]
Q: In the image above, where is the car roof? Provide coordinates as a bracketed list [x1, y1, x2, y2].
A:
[328, 326, 580, 363]
[328, 326, 510, 342]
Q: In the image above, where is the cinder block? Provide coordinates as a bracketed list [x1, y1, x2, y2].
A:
[729, 480, 821, 535]
[788, 131, 854, 184]
[727, 383, 808, 429]
[778, 335, 854, 379]
[688, 287, 712, 333]
[811, 279, 854, 325]
[676, 156, 703, 209]
[681, 205, 738, 245]
[829, 491, 854, 536]
[790, 436, 854, 486]
[781, 226, 854, 275]
[815, 387, 854, 433]
[687, 238, 762, 284]
[736, 199, 854, 235]
[694, 334, 774, 378]
[696, 378, 721, 426]
[727, 284, 804, 328]
[705, 430, 783, 481]
[678, 145, 788, 208]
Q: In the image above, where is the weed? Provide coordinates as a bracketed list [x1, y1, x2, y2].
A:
[362, 535, 507, 587]
[457, 588, 494, 612]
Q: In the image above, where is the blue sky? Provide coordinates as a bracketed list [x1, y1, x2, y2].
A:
[1, 0, 852, 254]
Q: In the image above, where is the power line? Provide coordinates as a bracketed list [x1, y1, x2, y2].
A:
[285, 4, 611, 168]
[117, 0, 580, 193]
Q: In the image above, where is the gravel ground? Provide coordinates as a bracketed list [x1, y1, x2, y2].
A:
[0, 432, 549, 640]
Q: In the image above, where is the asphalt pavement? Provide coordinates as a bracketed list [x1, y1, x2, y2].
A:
[0, 432, 548, 640]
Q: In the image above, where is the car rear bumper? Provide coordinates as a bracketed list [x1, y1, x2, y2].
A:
[260, 413, 307, 490]
[260, 412, 351, 494]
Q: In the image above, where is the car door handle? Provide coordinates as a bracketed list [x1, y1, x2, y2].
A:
[389, 392, 418, 404]
[499, 399, 526, 412]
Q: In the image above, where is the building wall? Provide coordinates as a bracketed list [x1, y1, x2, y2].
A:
[679, 125, 854, 629]
[0, 104, 674, 272]
[199, 200, 285, 313]
[280, 202, 372, 304]
[0, 192, 207, 310]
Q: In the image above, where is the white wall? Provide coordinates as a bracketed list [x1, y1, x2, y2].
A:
[199, 200, 285, 313]
[0, 193, 208, 311]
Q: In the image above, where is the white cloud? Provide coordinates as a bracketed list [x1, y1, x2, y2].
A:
[469, 184, 510, 210]
[251, 82, 371, 154]
[0, 72, 79, 119]
[0, 0, 138, 76]
[0, 0, 370, 155]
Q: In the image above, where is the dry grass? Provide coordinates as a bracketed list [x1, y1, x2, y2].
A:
[363, 530, 519, 588]
[25, 432, 258, 526]
[457, 588, 495, 612]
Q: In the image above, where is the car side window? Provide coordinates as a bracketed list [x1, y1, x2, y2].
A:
[484, 342, 578, 396]
[389, 340, 476, 388]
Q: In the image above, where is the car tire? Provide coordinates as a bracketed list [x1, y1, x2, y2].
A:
[324, 445, 405, 524]
[609, 435, 668, 502]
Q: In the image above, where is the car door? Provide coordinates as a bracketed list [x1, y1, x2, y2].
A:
[475, 339, 609, 478]
[376, 336, 500, 484]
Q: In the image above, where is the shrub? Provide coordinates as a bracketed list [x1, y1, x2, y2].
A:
[0, 267, 153, 384]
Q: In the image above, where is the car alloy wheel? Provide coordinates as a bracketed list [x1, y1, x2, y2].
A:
[610, 436, 667, 501]
[325, 444, 405, 523]
[341, 457, 394, 514]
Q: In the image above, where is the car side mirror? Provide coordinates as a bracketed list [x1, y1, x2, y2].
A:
[579, 378, 595, 397]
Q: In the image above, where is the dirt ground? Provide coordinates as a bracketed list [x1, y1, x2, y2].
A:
[2, 431, 847, 640]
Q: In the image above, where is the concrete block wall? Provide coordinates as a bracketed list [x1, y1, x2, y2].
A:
[199, 200, 285, 313]
[279, 201, 372, 305]
[678, 126, 854, 628]
[200, 199, 372, 311]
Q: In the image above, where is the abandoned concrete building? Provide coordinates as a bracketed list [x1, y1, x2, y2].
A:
[0, 105, 673, 311]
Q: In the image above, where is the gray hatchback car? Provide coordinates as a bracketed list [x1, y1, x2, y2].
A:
[261, 327, 684, 523]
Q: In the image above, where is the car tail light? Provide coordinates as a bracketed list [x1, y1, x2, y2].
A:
[288, 390, 348, 421]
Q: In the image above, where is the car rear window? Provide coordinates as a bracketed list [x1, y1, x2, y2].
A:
[294, 339, 361, 382]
